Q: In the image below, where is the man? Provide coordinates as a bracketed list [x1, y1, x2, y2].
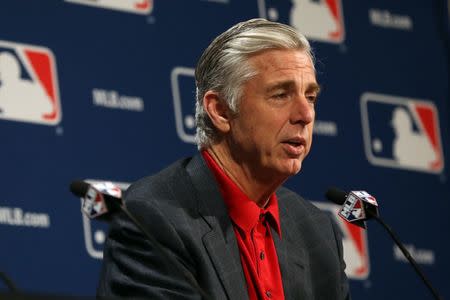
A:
[97, 18, 350, 299]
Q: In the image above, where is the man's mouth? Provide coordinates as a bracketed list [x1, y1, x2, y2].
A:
[282, 137, 306, 155]
[282, 137, 306, 147]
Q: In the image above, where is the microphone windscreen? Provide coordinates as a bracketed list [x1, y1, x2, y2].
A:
[70, 180, 89, 198]
[325, 187, 347, 205]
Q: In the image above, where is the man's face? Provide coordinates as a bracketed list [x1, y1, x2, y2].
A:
[227, 49, 319, 180]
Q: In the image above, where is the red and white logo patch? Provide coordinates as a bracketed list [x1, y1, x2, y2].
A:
[258, 0, 345, 43]
[361, 92, 444, 174]
[0, 40, 61, 125]
[65, 0, 153, 15]
[290, 0, 345, 43]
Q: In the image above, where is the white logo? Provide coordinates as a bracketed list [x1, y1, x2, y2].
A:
[361, 92, 444, 174]
[258, 0, 345, 43]
[171, 67, 196, 144]
[0, 206, 50, 228]
[393, 244, 435, 265]
[369, 9, 413, 31]
[65, 0, 153, 15]
[92, 88, 144, 112]
[0, 40, 61, 125]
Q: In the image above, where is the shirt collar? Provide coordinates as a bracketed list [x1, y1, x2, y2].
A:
[202, 150, 281, 236]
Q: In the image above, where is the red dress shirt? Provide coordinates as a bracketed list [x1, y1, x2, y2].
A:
[202, 150, 285, 300]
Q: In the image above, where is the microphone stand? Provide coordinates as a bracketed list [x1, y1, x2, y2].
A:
[0, 271, 19, 294]
[369, 213, 442, 300]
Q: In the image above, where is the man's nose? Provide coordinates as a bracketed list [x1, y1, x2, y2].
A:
[291, 94, 315, 125]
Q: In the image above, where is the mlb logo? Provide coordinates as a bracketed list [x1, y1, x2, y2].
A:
[80, 179, 130, 259]
[339, 193, 363, 221]
[314, 201, 370, 279]
[361, 92, 444, 174]
[82, 187, 109, 219]
[257, 0, 345, 43]
[0, 40, 61, 125]
[171, 67, 196, 144]
[65, 0, 153, 15]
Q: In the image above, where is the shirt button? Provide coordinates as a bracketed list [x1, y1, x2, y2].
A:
[260, 251, 265, 260]
[265, 290, 272, 298]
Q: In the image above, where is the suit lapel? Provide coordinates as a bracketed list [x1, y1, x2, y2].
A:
[186, 155, 248, 300]
[274, 194, 313, 299]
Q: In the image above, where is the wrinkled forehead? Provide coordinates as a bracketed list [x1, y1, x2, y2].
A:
[249, 48, 315, 71]
[247, 49, 317, 80]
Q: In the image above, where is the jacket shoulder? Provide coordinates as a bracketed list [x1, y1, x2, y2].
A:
[124, 157, 192, 202]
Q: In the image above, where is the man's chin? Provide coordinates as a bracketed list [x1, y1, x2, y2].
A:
[280, 159, 302, 176]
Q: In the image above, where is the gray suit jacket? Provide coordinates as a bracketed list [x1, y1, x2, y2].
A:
[97, 154, 350, 299]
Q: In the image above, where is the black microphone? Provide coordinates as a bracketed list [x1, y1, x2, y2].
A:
[70, 180, 122, 221]
[325, 187, 379, 229]
[69, 180, 211, 300]
[325, 187, 442, 300]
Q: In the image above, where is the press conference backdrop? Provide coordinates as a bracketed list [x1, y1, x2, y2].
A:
[0, 0, 449, 299]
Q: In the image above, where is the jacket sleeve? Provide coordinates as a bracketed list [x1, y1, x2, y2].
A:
[330, 217, 352, 300]
[96, 191, 203, 300]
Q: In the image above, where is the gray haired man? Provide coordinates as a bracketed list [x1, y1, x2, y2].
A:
[98, 18, 351, 300]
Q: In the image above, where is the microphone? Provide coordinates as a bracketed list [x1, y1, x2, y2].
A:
[69, 180, 211, 299]
[70, 180, 122, 220]
[325, 187, 442, 300]
[325, 187, 379, 229]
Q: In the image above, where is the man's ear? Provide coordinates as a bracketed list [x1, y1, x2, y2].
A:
[203, 91, 231, 133]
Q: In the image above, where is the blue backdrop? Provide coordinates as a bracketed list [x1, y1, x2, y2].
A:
[0, 0, 449, 299]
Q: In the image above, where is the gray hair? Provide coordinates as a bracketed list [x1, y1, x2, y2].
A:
[194, 18, 314, 149]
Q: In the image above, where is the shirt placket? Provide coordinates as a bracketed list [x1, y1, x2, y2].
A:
[256, 213, 274, 298]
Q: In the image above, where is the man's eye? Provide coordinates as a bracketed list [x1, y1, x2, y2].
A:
[273, 93, 288, 99]
[306, 95, 318, 104]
